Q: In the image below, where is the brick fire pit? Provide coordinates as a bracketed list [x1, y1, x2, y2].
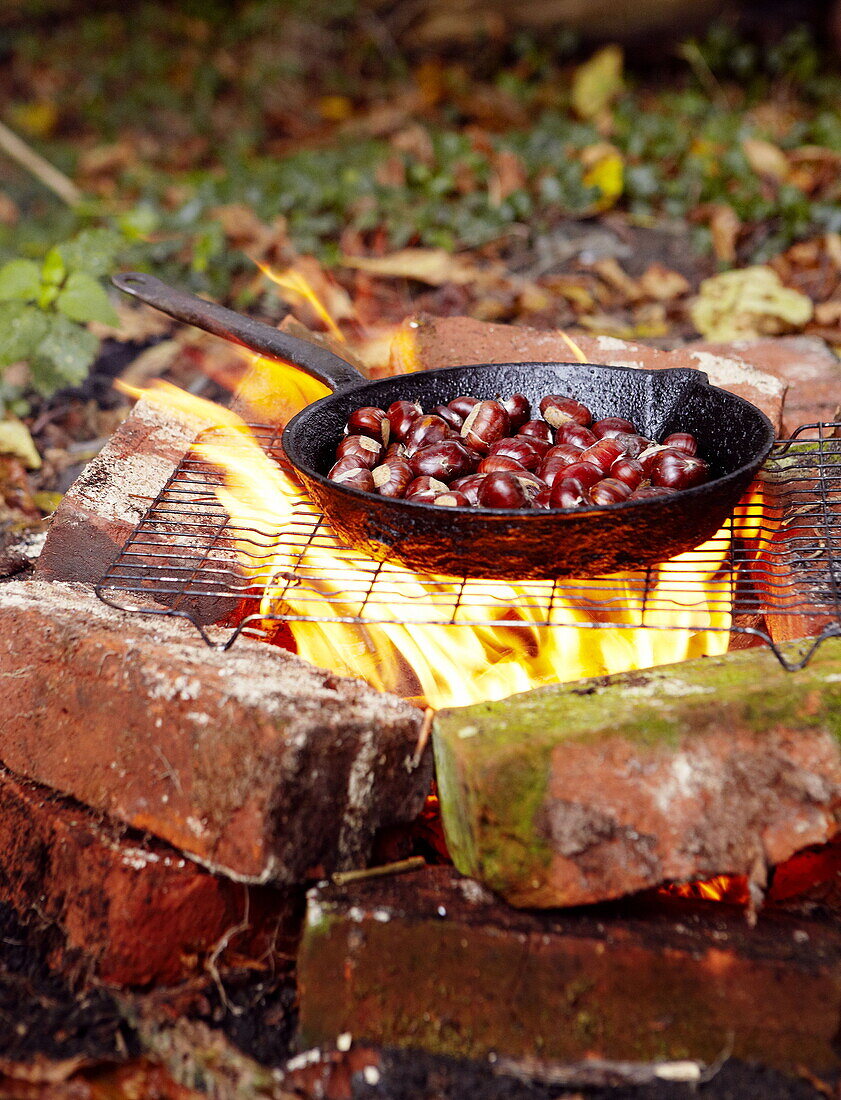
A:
[2, 319, 841, 1096]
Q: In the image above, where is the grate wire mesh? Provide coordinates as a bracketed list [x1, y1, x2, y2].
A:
[95, 422, 841, 670]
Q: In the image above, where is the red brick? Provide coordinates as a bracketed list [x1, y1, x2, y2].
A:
[298, 865, 841, 1074]
[433, 639, 841, 908]
[0, 580, 430, 885]
[691, 335, 841, 433]
[390, 315, 787, 430]
[36, 396, 208, 588]
[0, 765, 301, 987]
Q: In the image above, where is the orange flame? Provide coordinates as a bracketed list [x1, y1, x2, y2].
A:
[255, 260, 346, 342]
[124, 359, 762, 710]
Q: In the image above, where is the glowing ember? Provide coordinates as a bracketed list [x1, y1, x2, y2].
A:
[661, 874, 751, 906]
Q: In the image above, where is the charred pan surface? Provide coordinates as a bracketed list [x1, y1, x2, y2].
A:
[285, 362, 774, 579]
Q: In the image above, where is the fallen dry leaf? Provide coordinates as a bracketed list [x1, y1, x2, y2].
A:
[638, 263, 691, 301]
[590, 257, 642, 301]
[339, 248, 481, 286]
[571, 45, 624, 121]
[690, 265, 814, 341]
[0, 418, 41, 469]
[742, 137, 789, 182]
[709, 204, 741, 264]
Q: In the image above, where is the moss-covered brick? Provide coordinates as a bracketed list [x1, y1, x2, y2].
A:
[298, 866, 841, 1073]
[434, 639, 841, 907]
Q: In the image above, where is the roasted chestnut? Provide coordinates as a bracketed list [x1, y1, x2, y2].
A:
[336, 434, 383, 469]
[477, 471, 530, 509]
[347, 406, 390, 444]
[372, 457, 413, 498]
[409, 440, 475, 482]
[461, 400, 510, 454]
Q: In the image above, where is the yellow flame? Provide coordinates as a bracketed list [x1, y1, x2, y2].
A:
[255, 260, 345, 342]
[119, 362, 763, 710]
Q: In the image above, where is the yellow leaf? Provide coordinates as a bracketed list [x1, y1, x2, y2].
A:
[571, 46, 624, 120]
[690, 266, 813, 341]
[582, 151, 624, 211]
[8, 100, 58, 139]
[0, 418, 41, 469]
[339, 249, 479, 286]
[318, 96, 354, 122]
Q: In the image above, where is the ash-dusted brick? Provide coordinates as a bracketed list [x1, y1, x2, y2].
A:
[434, 640, 841, 908]
[0, 580, 430, 884]
[299, 865, 841, 1074]
[36, 395, 209, 587]
[0, 766, 301, 987]
[691, 335, 841, 433]
[390, 315, 787, 430]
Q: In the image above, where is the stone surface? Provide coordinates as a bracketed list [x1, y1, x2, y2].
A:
[433, 639, 841, 908]
[0, 579, 430, 884]
[692, 335, 841, 435]
[36, 396, 208, 588]
[298, 864, 841, 1074]
[389, 315, 787, 431]
[0, 766, 301, 987]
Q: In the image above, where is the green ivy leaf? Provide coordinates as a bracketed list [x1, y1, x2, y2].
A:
[55, 271, 119, 325]
[29, 313, 98, 394]
[0, 259, 41, 303]
[0, 302, 48, 365]
[57, 227, 124, 278]
[41, 247, 66, 287]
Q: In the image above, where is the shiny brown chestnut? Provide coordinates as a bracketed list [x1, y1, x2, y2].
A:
[409, 439, 475, 482]
[477, 471, 530, 509]
[387, 400, 422, 443]
[431, 404, 464, 431]
[609, 456, 644, 490]
[663, 432, 698, 456]
[549, 480, 588, 509]
[372, 457, 413, 498]
[448, 395, 479, 418]
[553, 421, 598, 450]
[477, 454, 527, 474]
[347, 406, 390, 444]
[592, 416, 636, 439]
[488, 436, 543, 471]
[405, 475, 449, 500]
[649, 451, 710, 490]
[461, 400, 510, 454]
[518, 420, 554, 444]
[539, 394, 592, 428]
[433, 491, 470, 508]
[330, 466, 375, 492]
[404, 414, 453, 455]
[579, 438, 625, 474]
[336, 434, 383, 469]
[500, 393, 531, 432]
[557, 461, 602, 494]
[450, 473, 486, 505]
[588, 477, 633, 506]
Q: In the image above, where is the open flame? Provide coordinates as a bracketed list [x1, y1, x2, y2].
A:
[126, 356, 761, 710]
[117, 261, 767, 709]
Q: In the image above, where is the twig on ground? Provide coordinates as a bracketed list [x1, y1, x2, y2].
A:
[0, 120, 83, 206]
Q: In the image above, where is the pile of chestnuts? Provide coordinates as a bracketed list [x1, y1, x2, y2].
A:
[327, 393, 711, 510]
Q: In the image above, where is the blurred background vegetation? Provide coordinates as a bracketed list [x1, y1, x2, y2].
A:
[1, 0, 841, 409]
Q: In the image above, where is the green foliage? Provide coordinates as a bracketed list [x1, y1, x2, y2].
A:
[0, 228, 121, 408]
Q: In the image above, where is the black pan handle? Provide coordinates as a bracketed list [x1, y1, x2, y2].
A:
[112, 271, 366, 392]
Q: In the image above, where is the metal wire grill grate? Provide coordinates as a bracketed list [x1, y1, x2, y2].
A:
[95, 422, 841, 670]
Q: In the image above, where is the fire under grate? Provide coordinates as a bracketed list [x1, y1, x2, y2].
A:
[95, 421, 841, 670]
